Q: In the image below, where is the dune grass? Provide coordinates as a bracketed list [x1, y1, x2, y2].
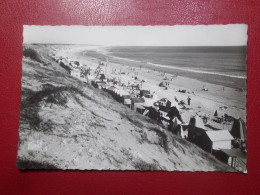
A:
[23, 48, 43, 64]
[20, 84, 90, 131]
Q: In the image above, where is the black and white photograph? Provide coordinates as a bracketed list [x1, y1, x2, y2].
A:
[17, 25, 247, 172]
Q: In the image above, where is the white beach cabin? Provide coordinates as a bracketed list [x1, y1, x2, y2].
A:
[205, 130, 234, 151]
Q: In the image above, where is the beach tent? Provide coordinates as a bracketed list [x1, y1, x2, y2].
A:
[168, 117, 183, 137]
[173, 117, 184, 138]
[167, 106, 182, 123]
[159, 98, 173, 110]
[146, 106, 160, 121]
[159, 82, 166, 87]
[230, 118, 246, 142]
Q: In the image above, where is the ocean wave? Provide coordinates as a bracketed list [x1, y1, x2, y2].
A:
[146, 62, 247, 79]
[93, 48, 247, 80]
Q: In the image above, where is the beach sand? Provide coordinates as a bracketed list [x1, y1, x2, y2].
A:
[56, 45, 246, 130]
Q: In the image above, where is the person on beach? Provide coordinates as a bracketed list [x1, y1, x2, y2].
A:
[174, 96, 179, 102]
[187, 96, 191, 105]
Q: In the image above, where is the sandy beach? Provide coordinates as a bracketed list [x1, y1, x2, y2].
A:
[56, 45, 246, 128]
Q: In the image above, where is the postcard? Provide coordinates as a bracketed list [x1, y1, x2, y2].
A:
[17, 25, 247, 172]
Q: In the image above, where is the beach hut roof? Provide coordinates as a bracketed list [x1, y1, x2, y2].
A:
[190, 115, 205, 129]
[206, 130, 233, 142]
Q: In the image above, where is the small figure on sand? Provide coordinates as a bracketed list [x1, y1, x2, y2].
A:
[187, 96, 191, 105]
[174, 96, 179, 102]
[214, 110, 218, 117]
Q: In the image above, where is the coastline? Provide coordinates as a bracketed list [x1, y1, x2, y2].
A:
[56, 45, 246, 122]
[82, 47, 247, 90]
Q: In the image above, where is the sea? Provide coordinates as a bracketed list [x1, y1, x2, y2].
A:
[87, 46, 247, 89]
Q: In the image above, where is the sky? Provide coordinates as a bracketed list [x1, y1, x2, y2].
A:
[23, 24, 248, 46]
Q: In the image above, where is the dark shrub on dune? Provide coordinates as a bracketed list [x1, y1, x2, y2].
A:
[23, 48, 43, 63]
